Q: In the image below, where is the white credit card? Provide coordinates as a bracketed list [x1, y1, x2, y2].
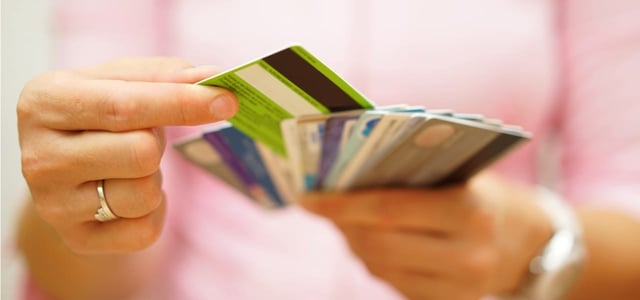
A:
[323, 107, 426, 190]
[333, 112, 416, 191]
[348, 114, 530, 190]
[255, 142, 297, 205]
[282, 110, 365, 194]
[322, 111, 387, 190]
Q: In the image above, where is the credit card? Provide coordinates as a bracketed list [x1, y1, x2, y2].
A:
[435, 127, 530, 185]
[322, 111, 386, 190]
[254, 142, 297, 205]
[197, 45, 375, 156]
[315, 114, 363, 189]
[404, 117, 501, 186]
[333, 112, 417, 191]
[203, 126, 284, 207]
[323, 107, 425, 190]
[280, 114, 329, 195]
[339, 119, 357, 153]
[173, 135, 250, 197]
[349, 115, 529, 189]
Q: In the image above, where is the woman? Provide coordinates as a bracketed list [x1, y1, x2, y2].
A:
[16, 0, 640, 299]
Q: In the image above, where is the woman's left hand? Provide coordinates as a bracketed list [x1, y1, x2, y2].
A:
[300, 173, 553, 300]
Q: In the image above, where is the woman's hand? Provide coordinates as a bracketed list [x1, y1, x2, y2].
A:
[300, 173, 554, 300]
[17, 58, 238, 254]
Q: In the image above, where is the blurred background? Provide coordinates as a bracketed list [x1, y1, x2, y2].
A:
[2, 0, 53, 298]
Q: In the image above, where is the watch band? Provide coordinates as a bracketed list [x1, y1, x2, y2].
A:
[502, 187, 586, 300]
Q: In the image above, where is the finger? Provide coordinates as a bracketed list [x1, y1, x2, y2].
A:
[339, 224, 497, 293]
[77, 57, 222, 84]
[29, 78, 237, 131]
[98, 174, 164, 219]
[31, 172, 164, 226]
[59, 198, 166, 254]
[365, 264, 477, 300]
[73, 173, 164, 222]
[336, 224, 451, 274]
[24, 129, 165, 184]
[301, 188, 474, 234]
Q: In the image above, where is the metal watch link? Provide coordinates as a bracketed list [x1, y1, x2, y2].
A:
[501, 187, 586, 300]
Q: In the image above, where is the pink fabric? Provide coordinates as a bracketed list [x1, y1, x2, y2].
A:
[24, 0, 640, 298]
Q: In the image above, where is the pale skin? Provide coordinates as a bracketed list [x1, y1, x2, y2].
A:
[300, 179, 640, 300]
[16, 58, 640, 300]
[17, 58, 239, 299]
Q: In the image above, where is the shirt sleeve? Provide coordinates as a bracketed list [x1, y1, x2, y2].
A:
[558, 0, 640, 218]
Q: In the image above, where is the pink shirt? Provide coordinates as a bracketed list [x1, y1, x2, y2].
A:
[26, 0, 640, 299]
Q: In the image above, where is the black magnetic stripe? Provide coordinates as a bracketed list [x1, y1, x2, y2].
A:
[263, 48, 362, 112]
[436, 134, 524, 185]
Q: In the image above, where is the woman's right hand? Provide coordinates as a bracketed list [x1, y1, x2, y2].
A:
[17, 57, 238, 254]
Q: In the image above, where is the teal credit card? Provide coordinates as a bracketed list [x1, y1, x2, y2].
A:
[197, 45, 375, 156]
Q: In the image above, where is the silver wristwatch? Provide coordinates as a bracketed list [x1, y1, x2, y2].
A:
[504, 187, 586, 300]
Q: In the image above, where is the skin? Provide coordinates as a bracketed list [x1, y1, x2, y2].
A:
[301, 174, 554, 299]
[16, 58, 640, 300]
[17, 58, 238, 299]
[18, 58, 238, 254]
[300, 176, 640, 300]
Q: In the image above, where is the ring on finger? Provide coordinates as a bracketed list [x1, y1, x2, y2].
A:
[94, 179, 119, 222]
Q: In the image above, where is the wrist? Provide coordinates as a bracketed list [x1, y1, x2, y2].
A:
[501, 187, 586, 300]
[490, 183, 554, 294]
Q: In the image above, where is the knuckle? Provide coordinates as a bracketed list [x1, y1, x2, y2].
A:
[21, 149, 55, 184]
[19, 70, 79, 127]
[16, 91, 36, 122]
[467, 206, 497, 238]
[20, 138, 74, 186]
[104, 89, 140, 130]
[460, 246, 498, 284]
[33, 200, 67, 224]
[20, 150, 41, 182]
[174, 86, 195, 124]
[143, 57, 193, 81]
[132, 177, 163, 215]
[17, 72, 60, 121]
[130, 217, 163, 250]
[128, 132, 163, 176]
[164, 57, 192, 69]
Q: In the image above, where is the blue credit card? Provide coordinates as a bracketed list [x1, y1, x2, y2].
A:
[204, 126, 285, 207]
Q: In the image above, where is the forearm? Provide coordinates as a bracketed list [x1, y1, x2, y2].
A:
[17, 200, 161, 300]
[565, 209, 640, 300]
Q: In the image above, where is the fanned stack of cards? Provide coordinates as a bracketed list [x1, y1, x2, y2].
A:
[174, 45, 531, 208]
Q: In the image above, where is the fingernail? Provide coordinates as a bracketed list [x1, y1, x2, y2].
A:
[210, 94, 238, 120]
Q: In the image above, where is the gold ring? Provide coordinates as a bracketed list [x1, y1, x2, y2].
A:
[94, 180, 118, 222]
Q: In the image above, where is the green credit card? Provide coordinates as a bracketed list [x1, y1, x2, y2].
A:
[197, 45, 375, 156]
